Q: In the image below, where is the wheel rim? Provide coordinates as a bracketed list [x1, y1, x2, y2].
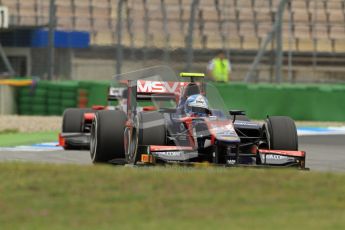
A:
[264, 123, 271, 149]
[90, 117, 98, 161]
[124, 128, 130, 162]
[126, 127, 138, 164]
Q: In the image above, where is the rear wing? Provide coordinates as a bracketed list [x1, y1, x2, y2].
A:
[180, 72, 205, 82]
[136, 80, 205, 101]
[137, 80, 190, 98]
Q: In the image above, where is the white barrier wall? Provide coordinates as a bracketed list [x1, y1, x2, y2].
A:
[0, 85, 16, 115]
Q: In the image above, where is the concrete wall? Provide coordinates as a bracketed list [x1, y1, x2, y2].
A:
[68, 59, 336, 83]
[0, 85, 16, 115]
[4, 46, 345, 83]
[71, 59, 116, 81]
[70, 59, 166, 81]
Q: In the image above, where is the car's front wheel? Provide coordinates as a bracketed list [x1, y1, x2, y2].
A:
[264, 116, 298, 150]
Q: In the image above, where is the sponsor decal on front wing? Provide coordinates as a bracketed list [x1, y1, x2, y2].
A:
[264, 154, 295, 161]
[260, 154, 297, 164]
[154, 151, 183, 157]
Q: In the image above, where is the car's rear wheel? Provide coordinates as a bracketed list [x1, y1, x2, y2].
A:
[62, 108, 92, 150]
[90, 110, 127, 163]
[126, 111, 166, 164]
[265, 116, 298, 150]
[62, 108, 92, 133]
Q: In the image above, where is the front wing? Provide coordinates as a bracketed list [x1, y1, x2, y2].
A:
[138, 145, 307, 169]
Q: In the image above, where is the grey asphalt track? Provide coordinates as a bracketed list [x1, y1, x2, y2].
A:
[0, 135, 343, 172]
[299, 135, 345, 172]
[0, 150, 91, 165]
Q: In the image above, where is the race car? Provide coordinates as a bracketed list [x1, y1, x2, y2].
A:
[59, 86, 128, 150]
[90, 66, 306, 169]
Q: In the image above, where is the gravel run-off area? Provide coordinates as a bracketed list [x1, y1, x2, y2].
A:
[0, 116, 62, 133]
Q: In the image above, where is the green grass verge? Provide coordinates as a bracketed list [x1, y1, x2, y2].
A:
[0, 131, 59, 147]
[0, 163, 344, 229]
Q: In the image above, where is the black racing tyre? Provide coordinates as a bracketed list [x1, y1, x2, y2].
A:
[90, 110, 127, 163]
[62, 108, 93, 133]
[126, 111, 166, 164]
[265, 116, 298, 151]
[138, 111, 166, 146]
[62, 108, 93, 150]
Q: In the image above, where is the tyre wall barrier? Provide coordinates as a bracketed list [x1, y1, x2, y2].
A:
[16, 80, 110, 116]
[17, 81, 80, 116]
[15, 81, 345, 121]
[78, 81, 109, 107]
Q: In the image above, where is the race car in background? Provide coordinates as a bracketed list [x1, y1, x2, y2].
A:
[90, 66, 306, 169]
[59, 86, 128, 150]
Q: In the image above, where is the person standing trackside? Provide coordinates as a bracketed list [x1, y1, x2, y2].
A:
[206, 50, 232, 82]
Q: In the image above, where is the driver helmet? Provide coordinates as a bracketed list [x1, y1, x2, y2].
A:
[184, 94, 210, 117]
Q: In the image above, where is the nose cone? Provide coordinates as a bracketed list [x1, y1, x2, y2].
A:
[210, 122, 240, 143]
[207, 120, 241, 143]
[216, 134, 240, 143]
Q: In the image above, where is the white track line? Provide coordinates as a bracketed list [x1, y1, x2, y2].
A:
[0, 142, 62, 152]
[297, 127, 345, 136]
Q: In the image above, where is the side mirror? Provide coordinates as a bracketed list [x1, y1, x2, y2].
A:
[229, 110, 246, 116]
[229, 110, 246, 122]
